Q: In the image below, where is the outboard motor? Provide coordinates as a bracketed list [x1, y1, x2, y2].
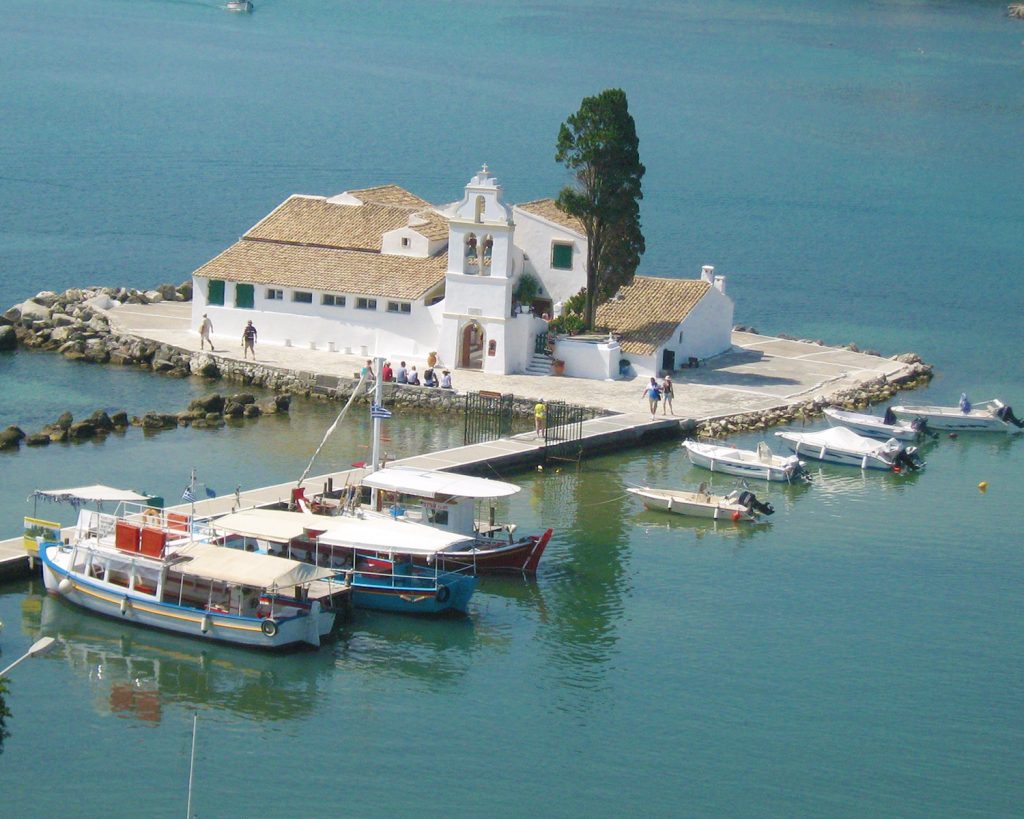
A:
[892, 446, 923, 472]
[995, 404, 1024, 428]
[737, 490, 775, 516]
[883, 407, 897, 425]
[910, 416, 934, 439]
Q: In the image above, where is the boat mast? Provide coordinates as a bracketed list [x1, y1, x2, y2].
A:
[369, 355, 385, 507]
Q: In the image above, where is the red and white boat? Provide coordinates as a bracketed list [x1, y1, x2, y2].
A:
[358, 467, 552, 574]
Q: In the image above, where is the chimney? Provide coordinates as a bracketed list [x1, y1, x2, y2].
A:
[700, 265, 714, 284]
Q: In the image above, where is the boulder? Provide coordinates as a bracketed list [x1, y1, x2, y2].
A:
[0, 426, 26, 450]
[189, 394, 225, 414]
[144, 290, 164, 303]
[84, 293, 116, 311]
[0, 325, 16, 351]
[87, 410, 115, 431]
[68, 421, 97, 440]
[229, 393, 256, 406]
[55, 411, 74, 429]
[223, 401, 245, 418]
[25, 433, 51, 447]
[110, 411, 129, 428]
[243, 404, 261, 418]
[31, 291, 59, 307]
[17, 299, 52, 324]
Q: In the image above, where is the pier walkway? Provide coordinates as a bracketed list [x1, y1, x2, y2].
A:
[1, 302, 919, 576]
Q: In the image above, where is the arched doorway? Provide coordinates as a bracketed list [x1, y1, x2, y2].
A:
[459, 321, 485, 369]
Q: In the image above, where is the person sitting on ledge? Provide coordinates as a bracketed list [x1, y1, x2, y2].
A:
[408, 365, 420, 386]
[440, 370, 453, 390]
[423, 367, 437, 387]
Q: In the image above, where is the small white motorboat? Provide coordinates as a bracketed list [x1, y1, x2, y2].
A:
[628, 484, 775, 522]
[890, 397, 1023, 434]
[823, 407, 927, 442]
[226, 0, 253, 12]
[775, 426, 924, 471]
[682, 440, 808, 482]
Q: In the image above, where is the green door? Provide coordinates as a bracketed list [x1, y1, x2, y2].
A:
[207, 279, 225, 306]
[235, 283, 254, 309]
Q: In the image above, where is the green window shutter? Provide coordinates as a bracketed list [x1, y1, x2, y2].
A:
[551, 243, 573, 270]
[207, 279, 225, 306]
[235, 283, 254, 309]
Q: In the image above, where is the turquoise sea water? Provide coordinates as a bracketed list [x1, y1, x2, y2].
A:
[1, 1, 1022, 815]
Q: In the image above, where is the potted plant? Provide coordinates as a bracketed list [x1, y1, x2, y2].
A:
[551, 359, 566, 376]
[513, 272, 541, 314]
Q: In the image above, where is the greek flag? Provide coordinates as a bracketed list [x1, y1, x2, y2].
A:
[370, 403, 392, 420]
[182, 486, 196, 503]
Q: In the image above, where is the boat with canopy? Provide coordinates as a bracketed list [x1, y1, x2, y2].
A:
[775, 426, 925, 471]
[209, 508, 477, 615]
[39, 516, 343, 649]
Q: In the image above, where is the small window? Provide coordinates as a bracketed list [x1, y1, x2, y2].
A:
[387, 301, 412, 314]
[678, 331, 684, 343]
[322, 294, 346, 307]
[292, 291, 313, 304]
[207, 279, 225, 306]
[551, 243, 573, 270]
[356, 297, 377, 311]
[401, 237, 410, 248]
[235, 283, 254, 309]
[266, 288, 283, 300]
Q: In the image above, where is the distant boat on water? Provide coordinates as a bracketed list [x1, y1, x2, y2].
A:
[225, 0, 253, 12]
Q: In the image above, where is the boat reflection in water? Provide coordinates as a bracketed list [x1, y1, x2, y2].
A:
[634, 510, 772, 543]
[30, 594, 335, 724]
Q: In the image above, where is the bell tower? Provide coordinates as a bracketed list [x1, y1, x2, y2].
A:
[439, 166, 518, 374]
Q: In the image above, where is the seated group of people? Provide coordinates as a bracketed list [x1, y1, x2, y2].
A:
[379, 360, 452, 389]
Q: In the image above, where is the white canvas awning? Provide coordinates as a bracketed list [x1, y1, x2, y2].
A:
[31, 484, 152, 505]
[361, 467, 520, 500]
[211, 509, 330, 543]
[171, 542, 335, 588]
[780, 426, 893, 456]
[318, 515, 476, 556]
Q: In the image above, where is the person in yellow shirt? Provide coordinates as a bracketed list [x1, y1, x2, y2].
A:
[534, 401, 546, 438]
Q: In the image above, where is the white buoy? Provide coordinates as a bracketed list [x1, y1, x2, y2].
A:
[58, 578, 73, 595]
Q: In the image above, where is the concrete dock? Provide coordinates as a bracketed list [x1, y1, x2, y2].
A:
[1, 301, 922, 577]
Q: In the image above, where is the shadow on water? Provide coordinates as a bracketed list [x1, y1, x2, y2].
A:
[24, 591, 335, 723]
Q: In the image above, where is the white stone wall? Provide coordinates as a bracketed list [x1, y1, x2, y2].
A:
[552, 336, 620, 380]
[192, 277, 439, 360]
[511, 208, 586, 306]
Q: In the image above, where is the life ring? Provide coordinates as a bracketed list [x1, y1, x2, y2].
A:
[261, 619, 278, 637]
[435, 584, 451, 604]
[142, 507, 160, 524]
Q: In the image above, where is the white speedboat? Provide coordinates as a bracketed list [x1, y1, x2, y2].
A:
[40, 508, 344, 649]
[890, 398, 1023, 434]
[823, 407, 926, 442]
[628, 485, 774, 521]
[226, 0, 253, 12]
[682, 440, 807, 482]
[775, 426, 924, 471]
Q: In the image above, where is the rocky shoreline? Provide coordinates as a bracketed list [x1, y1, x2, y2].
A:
[2, 285, 933, 451]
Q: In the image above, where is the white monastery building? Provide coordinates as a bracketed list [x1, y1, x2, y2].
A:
[191, 166, 734, 379]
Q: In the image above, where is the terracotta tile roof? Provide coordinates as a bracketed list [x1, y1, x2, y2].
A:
[345, 184, 432, 209]
[193, 239, 448, 300]
[516, 198, 585, 235]
[407, 210, 450, 241]
[244, 196, 416, 251]
[595, 276, 711, 356]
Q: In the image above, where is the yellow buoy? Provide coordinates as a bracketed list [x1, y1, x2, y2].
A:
[978, 481, 988, 493]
